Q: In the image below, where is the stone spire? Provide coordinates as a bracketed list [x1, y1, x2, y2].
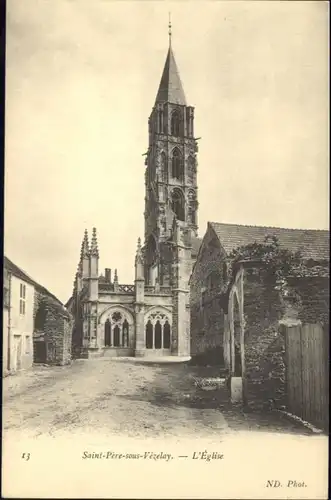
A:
[155, 21, 186, 105]
[80, 229, 89, 259]
[90, 227, 99, 257]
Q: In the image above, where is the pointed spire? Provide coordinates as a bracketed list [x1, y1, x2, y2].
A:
[90, 227, 99, 257]
[155, 20, 186, 105]
[80, 229, 89, 259]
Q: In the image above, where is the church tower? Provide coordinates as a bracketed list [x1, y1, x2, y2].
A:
[144, 22, 199, 286]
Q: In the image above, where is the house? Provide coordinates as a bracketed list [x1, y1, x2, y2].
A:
[190, 221, 329, 366]
[3, 257, 73, 375]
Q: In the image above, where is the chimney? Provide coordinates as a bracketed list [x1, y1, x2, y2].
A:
[105, 268, 112, 283]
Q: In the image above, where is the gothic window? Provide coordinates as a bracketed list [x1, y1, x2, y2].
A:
[171, 189, 185, 221]
[146, 320, 153, 349]
[163, 321, 171, 349]
[104, 310, 131, 348]
[171, 110, 180, 136]
[145, 311, 172, 349]
[105, 319, 111, 346]
[154, 321, 162, 349]
[160, 152, 167, 182]
[123, 319, 129, 347]
[113, 325, 120, 347]
[171, 148, 183, 180]
[187, 156, 195, 183]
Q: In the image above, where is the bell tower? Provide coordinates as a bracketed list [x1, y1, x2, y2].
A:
[144, 21, 199, 286]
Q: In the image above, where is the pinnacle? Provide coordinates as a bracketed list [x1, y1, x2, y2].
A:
[80, 229, 90, 259]
[90, 227, 99, 257]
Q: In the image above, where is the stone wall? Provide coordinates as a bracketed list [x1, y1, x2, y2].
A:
[239, 268, 329, 410]
[34, 290, 73, 365]
[190, 229, 227, 361]
[288, 276, 329, 326]
[242, 268, 286, 409]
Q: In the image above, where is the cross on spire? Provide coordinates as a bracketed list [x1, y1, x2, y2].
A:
[168, 12, 172, 46]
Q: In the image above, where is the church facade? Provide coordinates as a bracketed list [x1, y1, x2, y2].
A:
[67, 37, 200, 359]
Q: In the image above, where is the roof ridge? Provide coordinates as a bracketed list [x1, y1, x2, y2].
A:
[209, 221, 329, 233]
[4, 255, 66, 307]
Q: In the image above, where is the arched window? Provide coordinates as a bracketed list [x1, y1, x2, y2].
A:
[155, 321, 162, 349]
[123, 319, 129, 347]
[163, 321, 171, 349]
[171, 189, 185, 221]
[104, 310, 131, 348]
[145, 311, 172, 350]
[171, 148, 183, 180]
[160, 152, 167, 182]
[105, 319, 111, 346]
[146, 320, 153, 349]
[171, 111, 180, 136]
[113, 325, 120, 347]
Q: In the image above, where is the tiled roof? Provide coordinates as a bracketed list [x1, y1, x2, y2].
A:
[3, 256, 68, 310]
[209, 222, 329, 261]
[155, 46, 187, 105]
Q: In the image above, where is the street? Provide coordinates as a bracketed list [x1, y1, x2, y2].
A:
[3, 357, 313, 439]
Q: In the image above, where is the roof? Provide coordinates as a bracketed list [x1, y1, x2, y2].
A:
[155, 46, 187, 105]
[209, 222, 329, 261]
[3, 256, 68, 312]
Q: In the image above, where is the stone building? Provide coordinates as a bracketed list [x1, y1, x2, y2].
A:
[190, 221, 329, 364]
[67, 36, 201, 359]
[3, 256, 72, 375]
[224, 257, 329, 408]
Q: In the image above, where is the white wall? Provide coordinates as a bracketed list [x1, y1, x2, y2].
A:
[8, 275, 34, 371]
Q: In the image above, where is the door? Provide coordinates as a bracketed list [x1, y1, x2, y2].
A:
[13, 335, 22, 371]
[34, 341, 47, 363]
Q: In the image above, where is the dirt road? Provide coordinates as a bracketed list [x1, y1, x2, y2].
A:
[3, 357, 312, 439]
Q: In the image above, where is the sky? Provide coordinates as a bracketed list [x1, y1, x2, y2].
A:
[5, 1, 329, 303]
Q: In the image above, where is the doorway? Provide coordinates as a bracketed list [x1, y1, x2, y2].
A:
[34, 341, 47, 363]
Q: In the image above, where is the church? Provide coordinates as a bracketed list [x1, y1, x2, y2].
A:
[67, 30, 201, 359]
